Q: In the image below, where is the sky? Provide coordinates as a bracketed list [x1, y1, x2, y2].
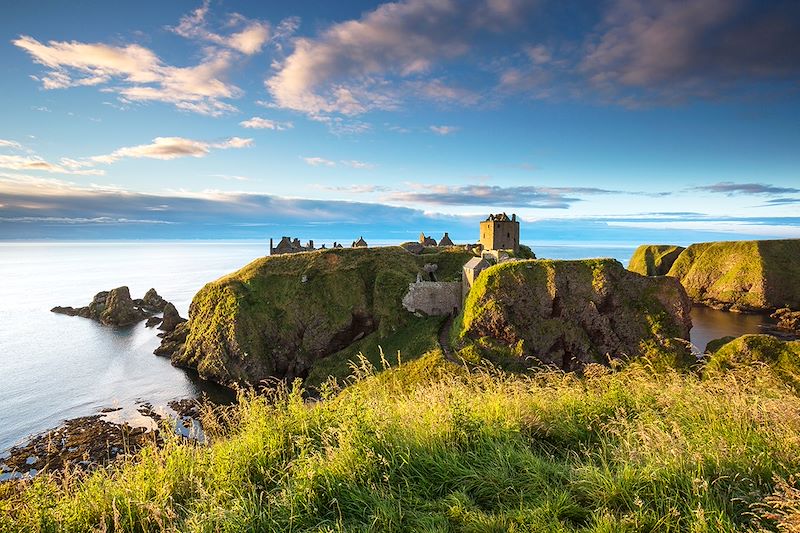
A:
[0, 0, 799, 244]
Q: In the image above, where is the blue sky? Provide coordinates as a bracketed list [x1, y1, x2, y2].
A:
[1, 0, 799, 243]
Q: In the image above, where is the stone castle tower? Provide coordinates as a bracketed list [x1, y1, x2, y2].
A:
[479, 213, 519, 252]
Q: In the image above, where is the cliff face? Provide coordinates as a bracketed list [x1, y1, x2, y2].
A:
[665, 239, 800, 311]
[166, 247, 472, 386]
[628, 245, 685, 276]
[457, 259, 692, 370]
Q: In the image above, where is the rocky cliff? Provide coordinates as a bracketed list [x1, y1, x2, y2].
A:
[162, 246, 472, 386]
[457, 259, 692, 370]
[627, 244, 685, 276]
[665, 239, 800, 311]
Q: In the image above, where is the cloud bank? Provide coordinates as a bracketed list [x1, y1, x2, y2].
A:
[13, 3, 275, 115]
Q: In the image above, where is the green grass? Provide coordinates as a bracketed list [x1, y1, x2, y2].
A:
[627, 245, 685, 277]
[665, 239, 800, 310]
[4, 342, 800, 531]
[304, 316, 444, 388]
[705, 334, 800, 389]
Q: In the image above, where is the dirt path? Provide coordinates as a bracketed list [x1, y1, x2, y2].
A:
[438, 314, 456, 362]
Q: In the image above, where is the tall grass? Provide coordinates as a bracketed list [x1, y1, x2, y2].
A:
[2, 350, 799, 532]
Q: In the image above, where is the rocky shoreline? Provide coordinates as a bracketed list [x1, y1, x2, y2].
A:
[0, 398, 213, 481]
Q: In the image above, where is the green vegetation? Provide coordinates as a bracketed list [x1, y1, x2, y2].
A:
[4, 339, 800, 531]
[705, 334, 800, 388]
[661, 239, 800, 310]
[305, 316, 444, 388]
[175, 246, 472, 385]
[627, 245, 685, 276]
[456, 258, 691, 369]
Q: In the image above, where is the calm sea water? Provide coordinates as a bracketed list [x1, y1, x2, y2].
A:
[0, 240, 777, 452]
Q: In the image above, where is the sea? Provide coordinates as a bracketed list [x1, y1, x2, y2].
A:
[0, 240, 779, 453]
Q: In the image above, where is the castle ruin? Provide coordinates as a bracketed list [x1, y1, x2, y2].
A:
[480, 213, 520, 253]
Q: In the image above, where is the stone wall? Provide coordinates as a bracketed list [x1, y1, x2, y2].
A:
[402, 281, 461, 316]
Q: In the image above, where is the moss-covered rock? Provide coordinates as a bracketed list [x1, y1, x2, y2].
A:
[167, 246, 472, 386]
[456, 258, 692, 370]
[665, 239, 800, 311]
[705, 336, 736, 354]
[705, 334, 800, 387]
[627, 244, 686, 276]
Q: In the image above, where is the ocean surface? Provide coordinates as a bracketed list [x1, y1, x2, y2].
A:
[0, 240, 778, 453]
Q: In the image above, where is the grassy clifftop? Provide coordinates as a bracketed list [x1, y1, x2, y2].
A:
[665, 239, 800, 310]
[456, 258, 692, 370]
[6, 339, 800, 531]
[173, 246, 472, 386]
[627, 244, 685, 276]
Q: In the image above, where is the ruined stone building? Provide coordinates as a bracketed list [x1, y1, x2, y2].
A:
[462, 257, 490, 300]
[479, 213, 520, 252]
[418, 232, 437, 246]
[352, 237, 368, 248]
[438, 232, 454, 246]
[270, 237, 316, 255]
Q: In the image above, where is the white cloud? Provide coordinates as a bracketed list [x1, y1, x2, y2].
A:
[14, 34, 242, 116]
[430, 125, 458, 135]
[0, 140, 23, 150]
[11, 2, 280, 117]
[341, 160, 375, 169]
[266, 0, 529, 116]
[90, 136, 253, 164]
[606, 220, 800, 238]
[239, 116, 293, 130]
[211, 174, 251, 181]
[0, 155, 105, 175]
[170, 1, 271, 55]
[312, 183, 388, 193]
[302, 156, 336, 167]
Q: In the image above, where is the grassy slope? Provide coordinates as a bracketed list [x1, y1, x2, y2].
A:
[177, 246, 472, 385]
[665, 239, 800, 309]
[627, 245, 686, 276]
[4, 344, 800, 531]
[706, 334, 800, 388]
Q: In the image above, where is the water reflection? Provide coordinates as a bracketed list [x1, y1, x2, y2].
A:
[689, 305, 777, 352]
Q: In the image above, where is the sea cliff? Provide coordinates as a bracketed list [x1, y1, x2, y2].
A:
[629, 239, 800, 311]
[627, 244, 685, 276]
[163, 246, 472, 385]
[456, 258, 692, 370]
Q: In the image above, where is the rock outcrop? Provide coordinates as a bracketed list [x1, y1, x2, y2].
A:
[142, 288, 168, 312]
[627, 245, 685, 276]
[156, 246, 472, 386]
[52, 287, 179, 328]
[666, 239, 800, 311]
[457, 259, 692, 370]
[772, 308, 800, 334]
[158, 302, 186, 334]
[52, 286, 151, 326]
